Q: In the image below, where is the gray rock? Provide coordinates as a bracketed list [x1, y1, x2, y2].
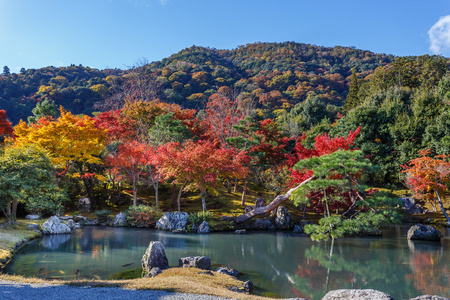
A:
[78, 197, 91, 212]
[322, 289, 393, 300]
[146, 267, 162, 278]
[190, 223, 198, 233]
[42, 216, 71, 234]
[172, 228, 186, 234]
[141, 241, 169, 272]
[255, 197, 266, 208]
[409, 295, 450, 300]
[235, 229, 246, 234]
[84, 218, 99, 226]
[293, 225, 303, 233]
[215, 267, 239, 277]
[274, 206, 293, 230]
[400, 197, 424, 214]
[243, 280, 253, 293]
[73, 215, 87, 223]
[156, 212, 189, 231]
[407, 224, 442, 241]
[66, 219, 81, 230]
[113, 212, 127, 227]
[198, 221, 210, 234]
[179, 256, 211, 270]
[254, 219, 275, 230]
[25, 214, 41, 220]
[221, 216, 235, 221]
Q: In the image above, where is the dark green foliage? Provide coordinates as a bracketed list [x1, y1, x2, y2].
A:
[148, 112, 191, 146]
[0, 145, 66, 223]
[27, 99, 59, 123]
[343, 68, 360, 111]
[293, 150, 400, 241]
[94, 209, 112, 223]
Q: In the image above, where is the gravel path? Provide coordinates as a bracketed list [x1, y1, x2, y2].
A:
[0, 280, 230, 300]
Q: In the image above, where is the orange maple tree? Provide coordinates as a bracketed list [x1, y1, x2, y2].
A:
[402, 149, 450, 224]
[157, 140, 249, 211]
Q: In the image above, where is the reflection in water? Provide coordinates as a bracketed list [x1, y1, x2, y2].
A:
[3, 226, 450, 299]
[41, 234, 71, 250]
[407, 239, 449, 297]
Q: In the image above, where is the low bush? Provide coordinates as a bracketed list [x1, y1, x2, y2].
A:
[94, 209, 111, 223]
[188, 211, 213, 224]
[126, 205, 162, 228]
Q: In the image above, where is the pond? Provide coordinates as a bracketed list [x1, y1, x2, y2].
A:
[2, 225, 450, 299]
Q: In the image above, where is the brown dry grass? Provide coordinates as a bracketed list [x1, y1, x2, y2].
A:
[0, 268, 272, 300]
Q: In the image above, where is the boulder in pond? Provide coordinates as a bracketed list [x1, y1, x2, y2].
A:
[113, 212, 127, 227]
[322, 289, 393, 300]
[274, 206, 293, 230]
[215, 267, 239, 277]
[179, 256, 211, 270]
[409, 295, 450, 300]
[407, 224, 442, 241]
[42, 216, 71, 234]
[141, 241, 169, 272]
[197, 221, 210, 234]
[156, 212, 189, 231]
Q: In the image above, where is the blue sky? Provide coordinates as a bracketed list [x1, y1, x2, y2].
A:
[1, 0, 449, 72]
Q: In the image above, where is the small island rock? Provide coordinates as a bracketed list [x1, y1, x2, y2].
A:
[113, 212, 127, 227]
[197, 221, 210, 233]
[215, 267, 239, 277]
[141, 241, 169, 272]
[322, 289, 393, 300]
[274, 206, 293, 230]
[179, 256, 211, 270]
[407, 224, 442, 241]
[42, 216, 71, 234]
[156, 212, 189, 231]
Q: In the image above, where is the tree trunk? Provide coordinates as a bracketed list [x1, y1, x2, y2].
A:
[201, 189, 207, 212]
[177, 181, 188, 213]
[234, 178, 238, 193]
[132, 179, 137, 206]
[155, 180, 159, 208]
[227, 178, 231, 193]
[235, 176, 315, 224]
[436, 189, 450, 224]
[241, 179, 247, 206]
[171, 182, 177, 207]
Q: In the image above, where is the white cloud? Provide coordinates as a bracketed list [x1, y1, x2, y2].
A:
[428, 15, 450, 55]
[159, 0, 169, 5]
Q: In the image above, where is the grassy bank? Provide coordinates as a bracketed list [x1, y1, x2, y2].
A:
[0, 269, 270, 299]
[0, 219, 43, 266]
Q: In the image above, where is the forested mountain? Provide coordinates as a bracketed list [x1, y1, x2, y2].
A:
[0, 42, 394, 124]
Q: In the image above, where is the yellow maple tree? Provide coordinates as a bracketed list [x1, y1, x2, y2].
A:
[14, 107, 106, 169]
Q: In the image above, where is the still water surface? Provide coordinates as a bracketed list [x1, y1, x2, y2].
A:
[3, 225, 450, 299]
